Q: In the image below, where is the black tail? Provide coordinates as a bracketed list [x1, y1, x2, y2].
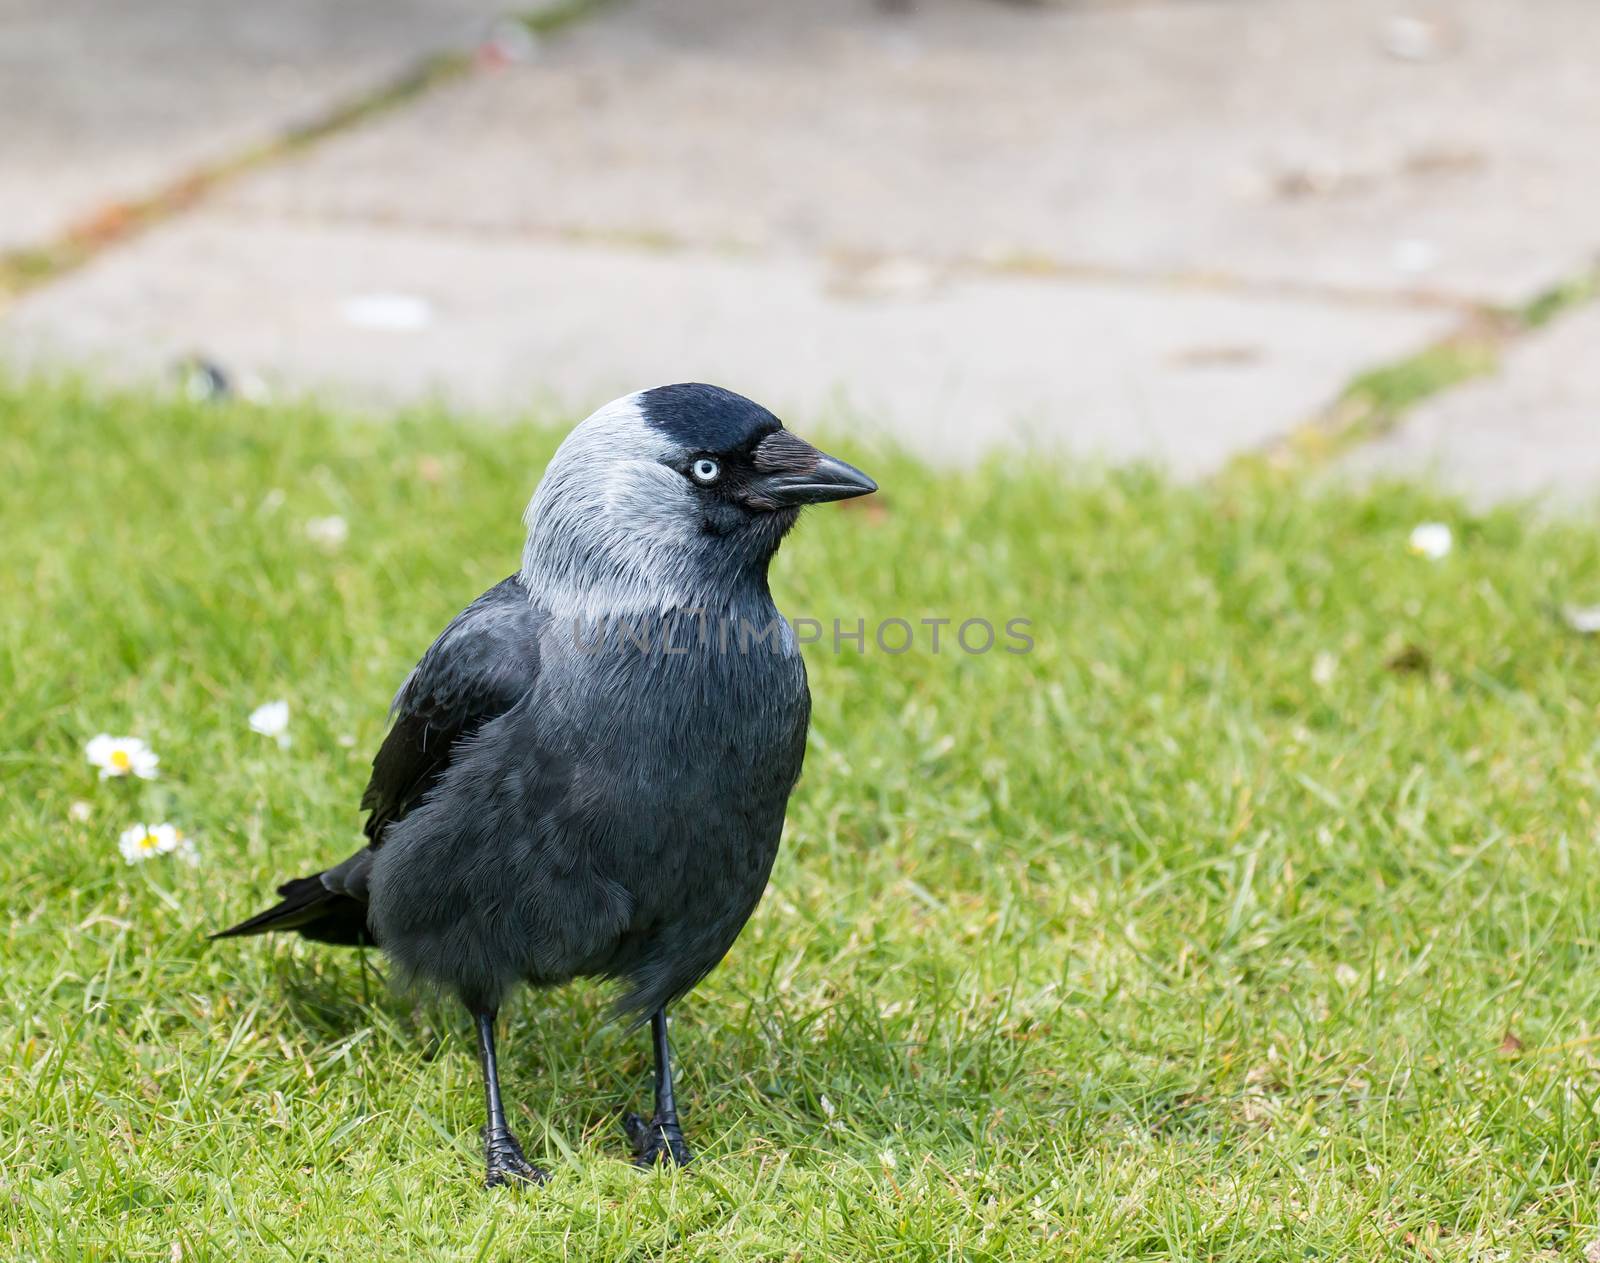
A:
[211, 872, 373, 947]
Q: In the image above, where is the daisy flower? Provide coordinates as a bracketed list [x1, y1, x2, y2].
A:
[305, 515, 349, 549]
[119, 822, 184, 865]
[86, 734, 160, 780]
[1408, 522, 1452, 560]
[248, 699, 291, 748]
[1564, 604, 1600, 635]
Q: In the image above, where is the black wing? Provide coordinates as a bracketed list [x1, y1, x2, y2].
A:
[362, 574, 546, 845]
[213, 574, 544, 945]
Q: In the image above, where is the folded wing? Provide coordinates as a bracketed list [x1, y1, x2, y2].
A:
[212, 575, 546, 945]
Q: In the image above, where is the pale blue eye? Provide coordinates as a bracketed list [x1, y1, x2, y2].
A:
[690, 458, 721, 484]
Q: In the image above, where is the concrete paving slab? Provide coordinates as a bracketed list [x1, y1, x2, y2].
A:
[216, 0, 1600, 305]
[1340, 303, 1600, 509]
[0, 0, 508, 252]
[1, 214, 1452, 474]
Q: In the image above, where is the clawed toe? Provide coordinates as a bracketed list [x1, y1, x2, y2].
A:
[622, 1111, 693, 1167]
[483, 1125, 549, 1188]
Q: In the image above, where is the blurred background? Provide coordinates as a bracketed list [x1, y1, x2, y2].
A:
[2, 0, 1597, 498]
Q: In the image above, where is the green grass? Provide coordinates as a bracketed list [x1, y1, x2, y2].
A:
[4, 378, 1600, 1261]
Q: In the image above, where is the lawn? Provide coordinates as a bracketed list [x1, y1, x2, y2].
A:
[3, 377, 1600, 1261]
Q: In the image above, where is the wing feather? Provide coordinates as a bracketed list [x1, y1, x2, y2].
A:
[361, 574, 545, 845]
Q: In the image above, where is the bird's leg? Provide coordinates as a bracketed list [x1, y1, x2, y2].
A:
[622, 1008, 693, 1167]
[474, 1008, 547, 1187]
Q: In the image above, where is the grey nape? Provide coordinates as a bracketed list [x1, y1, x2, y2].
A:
[212, 383, 877, 1186]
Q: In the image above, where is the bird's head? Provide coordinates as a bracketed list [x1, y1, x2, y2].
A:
[522, 384, 876, 609]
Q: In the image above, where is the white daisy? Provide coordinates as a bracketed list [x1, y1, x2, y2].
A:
[1563, 604, 1600, 635]
[118, 822, 183, 865]
[305, 515, 349, 549]
[248, 699, 291, 748]
[86, 734, 160, 780]
[1408, 522, 1452, 560]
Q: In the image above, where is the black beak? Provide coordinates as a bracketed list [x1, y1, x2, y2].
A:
[756, 443, 879, 508]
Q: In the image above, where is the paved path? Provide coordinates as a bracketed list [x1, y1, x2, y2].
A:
[1341, 303, 1600, 509]
[0, 0, 506, 252]
[211, 0, 1600, 305]
[5, 215, 1448, 472]
[2, 0, 1596, 494]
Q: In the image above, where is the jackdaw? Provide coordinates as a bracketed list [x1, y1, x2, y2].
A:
[214, 384, 877, 1186]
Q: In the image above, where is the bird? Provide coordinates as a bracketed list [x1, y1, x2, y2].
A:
[212, 383, 877, 1186]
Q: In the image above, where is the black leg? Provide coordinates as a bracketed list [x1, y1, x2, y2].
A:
[474, 1008, 547, 1188]
[622, 1008, 693, 1167]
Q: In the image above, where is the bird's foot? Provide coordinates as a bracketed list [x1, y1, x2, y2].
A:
[482, 1125, 549, 1188]
[622, 1112, 693, 1168]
